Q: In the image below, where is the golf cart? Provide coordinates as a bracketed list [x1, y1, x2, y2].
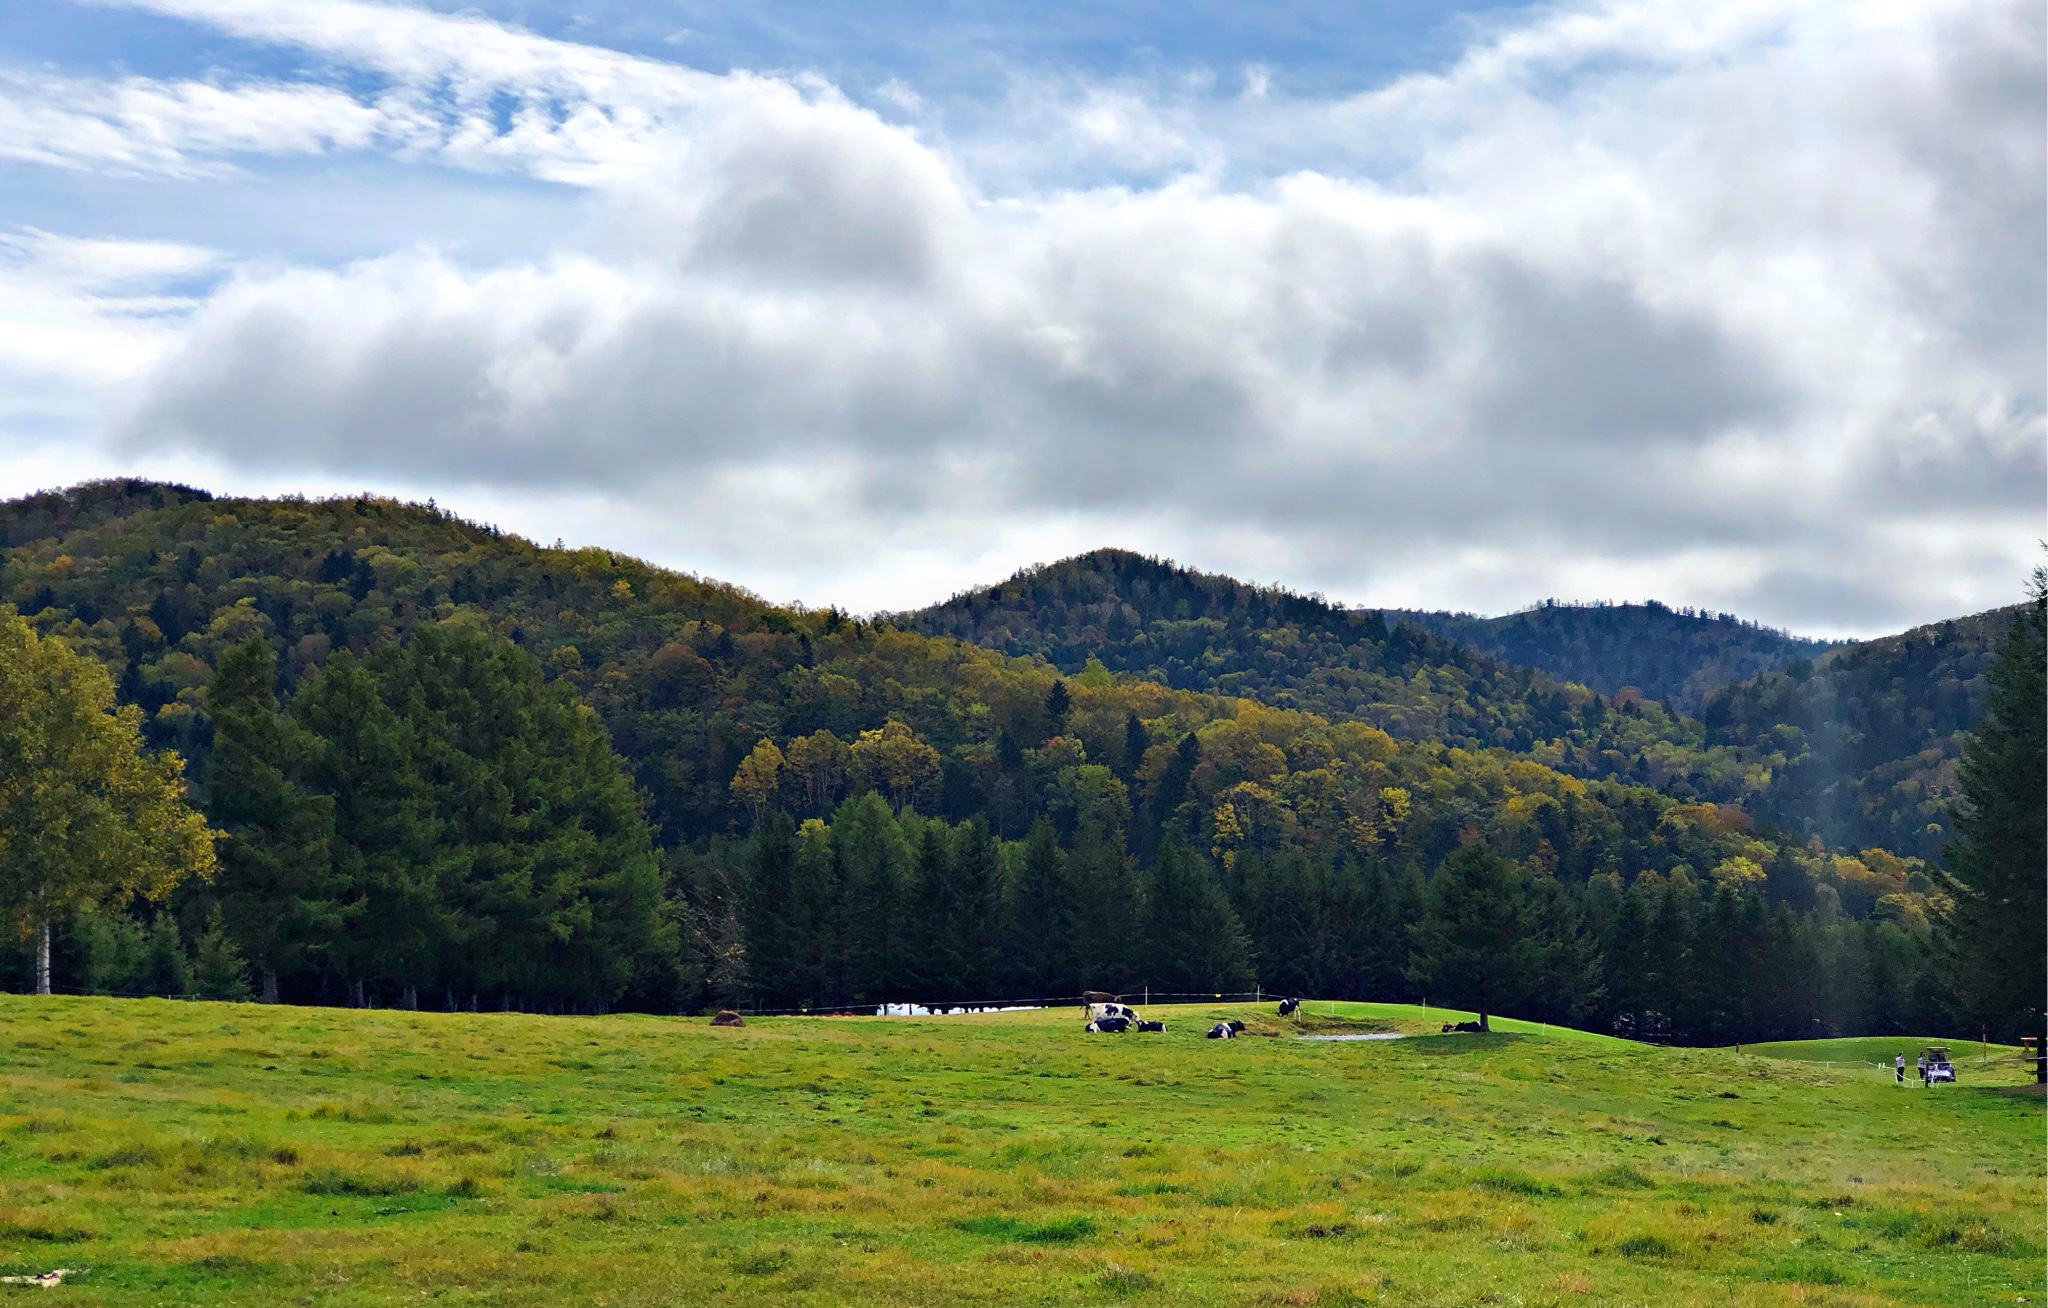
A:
[1921, 1046, 1955, 1084]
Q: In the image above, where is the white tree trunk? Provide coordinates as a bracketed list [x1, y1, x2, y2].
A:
[35, 921, 50, 996]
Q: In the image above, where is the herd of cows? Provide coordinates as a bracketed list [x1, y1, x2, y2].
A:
[1082, 993, 1302, 1039]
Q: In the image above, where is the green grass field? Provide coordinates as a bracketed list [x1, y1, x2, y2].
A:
[1744, 1037, 2022, 1072]
[0, 996, 2039, 1306]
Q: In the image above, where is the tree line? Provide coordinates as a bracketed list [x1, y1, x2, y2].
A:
[0, 486, 2037, 1043]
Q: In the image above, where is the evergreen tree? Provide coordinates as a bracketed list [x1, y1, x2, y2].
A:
[1004, 818, 1073, 995]
[1942, 571, 2046, 1043]
[834, 792, 909, 1003]
[204, 638, 335, 1003]
[905, 820, 964, 1002]
[292, 652, 440, 1007]
[948, 818, 1003, 1001]
[1067, 822, 1137, 990]
[743, 809, 799, 1005]
[1122, 712, 1150, 781]
[1139, 842, 1254, 994]
[1406, 843, 1533, 1030]
[788, 818, 842, 1004]
[1525, 871, 1603, 1026]
[1044, 679, 1071, 739]
[192, 905, 253, 1001]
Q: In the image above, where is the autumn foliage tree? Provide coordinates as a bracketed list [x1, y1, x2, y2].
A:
[0, 606, 216, 993]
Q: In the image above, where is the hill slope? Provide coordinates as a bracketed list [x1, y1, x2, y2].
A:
[898, 547, 1714, 762]
[905, 548, 2018, 859]
[0, 485, 1749, 862]
[1702, 606, 2020, 859]
[1393, 599, 1837, 712]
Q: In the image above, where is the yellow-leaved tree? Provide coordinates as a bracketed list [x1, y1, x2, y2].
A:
[0, 607, 217, 994]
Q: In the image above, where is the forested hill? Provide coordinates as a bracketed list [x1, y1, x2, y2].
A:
[1391, 600, 1837, 712]
[0, 482, 1998, 1036]
[897, 548, 1633, 750]
[902, 548, 2015, 859]
[1702, 604, 2022, 860]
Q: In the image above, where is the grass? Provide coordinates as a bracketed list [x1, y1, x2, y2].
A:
[1745, 1036, 2022, 1070]
[0, 996, 2038, 1305]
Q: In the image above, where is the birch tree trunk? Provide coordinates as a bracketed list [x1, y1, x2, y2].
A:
[35, 921, 51, 996]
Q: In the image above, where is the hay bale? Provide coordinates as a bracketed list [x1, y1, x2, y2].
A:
[710, 1010, 746, 1027]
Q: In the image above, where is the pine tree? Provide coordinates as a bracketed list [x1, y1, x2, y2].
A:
[1121, 713, 1150, 781]
[1942, 572, 2046, 1043]
[1044, 679, 1071, 739]
[1004, 818, 1073, 995]
[948, 818, 1003, 1001]
[1406, 843, 1533, 1031]
[743, 809, 799, 1006]
[834, 792, 908, 1003]
[904, 820, 964, 1003]
[205, 638, 335, 1003]
[1139, 842, 1254, 994]
[1068, 822, 1138, 990]
[192, 905, 254, 1001]
[788, 818, 842, 1004]
[292, 652, 440, 1007]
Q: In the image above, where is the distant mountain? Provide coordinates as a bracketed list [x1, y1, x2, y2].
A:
[906, 548, 2022, 860]
[1701, 606, 2021, 860]
[1391, 600, 1838, 713]
[898, 547, 1667, 753]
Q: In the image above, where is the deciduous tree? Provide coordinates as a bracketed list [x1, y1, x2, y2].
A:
[0, 606, 215, 993]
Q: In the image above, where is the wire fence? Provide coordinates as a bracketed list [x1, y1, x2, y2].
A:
[0, 981, 1292, 1017]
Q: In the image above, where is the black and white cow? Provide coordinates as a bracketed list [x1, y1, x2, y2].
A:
[1276, 997, 1300, 1017]
[1205, 1020, 1247, 1039]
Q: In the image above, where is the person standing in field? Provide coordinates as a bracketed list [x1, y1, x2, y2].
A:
[1895, 1054, 1905, 1084]
[1916, 1053, 1926, 1084]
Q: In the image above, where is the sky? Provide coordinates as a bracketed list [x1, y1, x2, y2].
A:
[0, 0, 2040, 637]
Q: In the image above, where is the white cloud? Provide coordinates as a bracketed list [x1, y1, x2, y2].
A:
[0, 70, 385, 175]
[7, 0, 2041, 633]
[0, 230, 218, 440]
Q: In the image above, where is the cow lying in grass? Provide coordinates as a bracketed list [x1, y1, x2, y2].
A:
[1205, 1020, 1247, 1039]
[1085, 1003, 1164, 1034]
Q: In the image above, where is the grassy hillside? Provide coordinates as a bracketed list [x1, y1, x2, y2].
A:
[0, 996, 2038, 1306]
[1393, 601, 1837, 713]
[1746, 1037, 2021, 1068]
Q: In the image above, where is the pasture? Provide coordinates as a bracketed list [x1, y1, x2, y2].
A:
[0, 996, 2038, 1305]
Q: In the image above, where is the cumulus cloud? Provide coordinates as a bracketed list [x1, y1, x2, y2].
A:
[20, 0, 2048, 631]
